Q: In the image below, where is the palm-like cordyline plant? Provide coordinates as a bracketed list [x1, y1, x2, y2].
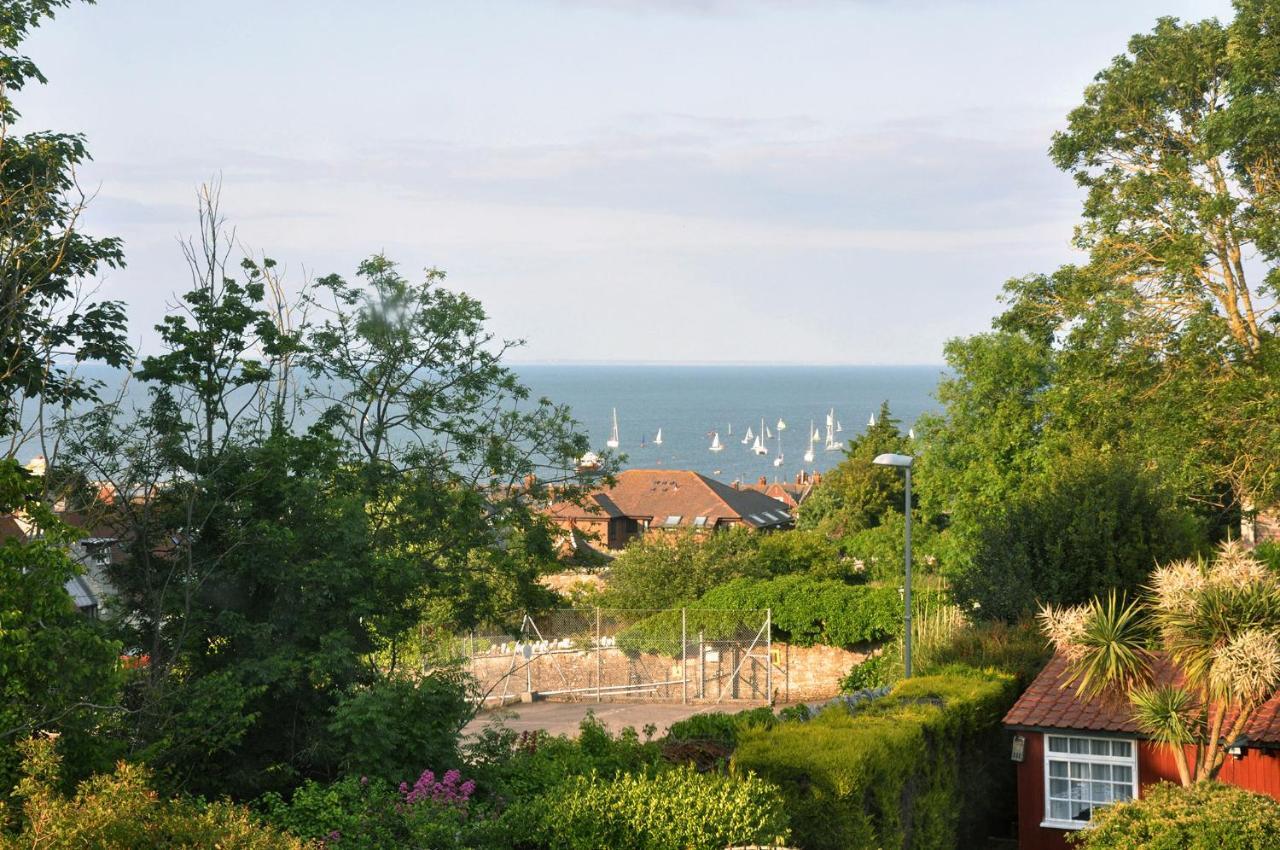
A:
[1039, 542, 1280, 786]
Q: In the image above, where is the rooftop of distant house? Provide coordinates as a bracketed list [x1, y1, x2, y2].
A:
[548, 468, 795, 530]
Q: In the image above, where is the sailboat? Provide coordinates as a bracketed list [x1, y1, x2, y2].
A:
[776, 418, 787, 431]
[803, 420, 816, 463]
[752, 418, 768, 456]
[709, 432, 724, 452]
[773, 432, 784, 467]
[825, 409, 840, 451]
[908, 427, 915, 440]
[836, 420, 843, 432]
[727, 423, 732, 436]
[654, 428, 663, 445]
[765, 425, 773, 440]
[868, 412, 876, 428]
[606, 408, 620, 449]
[742, 426, 754, 445]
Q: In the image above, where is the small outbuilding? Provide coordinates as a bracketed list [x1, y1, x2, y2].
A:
[1003, 654, 1280, 850]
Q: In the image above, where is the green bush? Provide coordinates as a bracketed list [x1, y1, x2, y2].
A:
[840, 651, 893, 692]
[1072, 781, 1280, 850]
[326, 672, 473, 785]
[529, 764, 790, 850]
[601, 528, 768, 610]
[1, 737, 305, 849]
[948, 451, 1202, 621]
[918, 618, 1050, 687]
[617, 575, 904, 655]
[732, 669, 1018, 850]
[664, 706, 778, 750]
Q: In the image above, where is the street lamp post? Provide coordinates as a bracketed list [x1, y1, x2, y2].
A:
[872, 452, 914, 677]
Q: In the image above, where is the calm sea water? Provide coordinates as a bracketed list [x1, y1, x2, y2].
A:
[15, 364, 945, 481]
[514, 365, 944, 482]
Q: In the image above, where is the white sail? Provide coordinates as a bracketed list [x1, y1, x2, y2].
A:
[836, 420, 843, 432]
[773, 432, 784, 467]
[867, 412, 876, 428]
[777, 418, 787, 431]
[908, 427, 915, 440]
[765, 426, 773, 439]
[606, 408, 620, 449]
[825, 409, 836, 449]
[727, 423, 732, 436]
[752, 418, 768, 455]
[654, 428, 663, 445]
[710, 432, 723, 452]
[742, 427, 753, 445]
[804, 419, 816, 463]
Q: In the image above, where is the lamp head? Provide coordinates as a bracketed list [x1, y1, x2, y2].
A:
[872, 453, 915, 468]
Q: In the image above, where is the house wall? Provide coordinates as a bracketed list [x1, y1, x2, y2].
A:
[1014, 731, 1280, 850]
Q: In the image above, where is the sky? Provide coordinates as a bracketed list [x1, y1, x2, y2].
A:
[21, 0, 1237, 365]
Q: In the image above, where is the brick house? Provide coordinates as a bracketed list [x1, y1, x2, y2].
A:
[1004, 654, 1280, 850]
[546, 468, 794, 552]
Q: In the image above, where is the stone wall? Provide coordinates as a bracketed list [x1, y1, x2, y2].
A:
[466, 640, 869, 706]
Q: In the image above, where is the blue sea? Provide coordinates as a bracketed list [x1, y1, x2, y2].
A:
[514, 365, 944, 482]
[15, 364, 945, 481]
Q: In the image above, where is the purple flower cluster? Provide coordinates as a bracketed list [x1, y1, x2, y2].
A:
[398, 768, 476, 808]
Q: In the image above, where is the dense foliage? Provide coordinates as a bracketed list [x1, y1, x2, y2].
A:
[1072, 781, 1280, 850]
[616, 575, 905, 655]
[0, 461, 121, 793]
[1, 737, 306, 849]
[732, 669, 1019, 850]
[949, 450, 1202, 620]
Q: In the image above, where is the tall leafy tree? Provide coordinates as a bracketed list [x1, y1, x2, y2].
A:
[0, 0, 129, 456]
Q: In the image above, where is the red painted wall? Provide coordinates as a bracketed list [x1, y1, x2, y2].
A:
[1014, 731, 1280, 850]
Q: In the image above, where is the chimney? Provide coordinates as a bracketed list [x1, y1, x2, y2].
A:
[758, 475, 767, 487]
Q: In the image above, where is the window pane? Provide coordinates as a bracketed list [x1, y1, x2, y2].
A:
[1069, 738, 1089, 754]
[1114, 783, 1134, 801]
[1048, 737, 1068, 753]
[1091, 782, 1113, 804]
[1111, 741, 1132, 758]
[1070, 763, 1087, 779]
[1050, 800, 1072, 820]
[1112, 765, 1133, 784]
[1049, 761, 1067, 777]
[1072, 802, 1092, 821]
[1091, 739, 1110, 756]
[1050, 778, 1069, 797]
[1070, 780, 1088, 801]
[1091, 763, 1111, 781]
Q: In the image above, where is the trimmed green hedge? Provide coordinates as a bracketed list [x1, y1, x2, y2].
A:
[731, 668, 1019, 850]
[617, 576, 905, 655]
[1073, 781, 1280, 850]
[528, 764, 791, 850]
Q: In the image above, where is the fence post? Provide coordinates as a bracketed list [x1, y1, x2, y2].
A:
[595, 606, 602, 704]
[681, 608, 688, 705]
[765, 608, 773, 705]
[698, 630, 705, 699]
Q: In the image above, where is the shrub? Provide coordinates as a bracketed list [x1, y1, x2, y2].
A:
[1, 737, 306, 850]
[327, 672, 473, 784]
[948, 452, 1202, 621]
[918, 618, 1050, 687]
[529, 764, 790, 850]
[617, 576, 905, 655]
[840, 651, 892, 692]
[601, 528, 767, 610]
[732, 669, 1018, 850]
[1072, 781, 1280, 850]
[664, 706, 778, 750]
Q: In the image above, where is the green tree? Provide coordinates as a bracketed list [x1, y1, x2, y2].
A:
[0, 459, 121, 794]
[0, 0, 129, 455]
[602, 527, 765, 610]
[951, 450, 1201, 620]
[797, 401, 911, 541]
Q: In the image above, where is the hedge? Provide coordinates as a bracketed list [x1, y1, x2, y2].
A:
[1073, 781, 1280, 850]
[731, 667, 1019, 850]
[617, 576, 906, 655]
[528, 764, 791, 850]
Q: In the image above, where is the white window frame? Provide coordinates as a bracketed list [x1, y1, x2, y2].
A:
[1041, 733, 1138, 831]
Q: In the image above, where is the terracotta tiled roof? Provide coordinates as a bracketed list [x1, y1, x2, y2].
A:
[1005, 653, 1280, 746]
[548, 469, 793, 529]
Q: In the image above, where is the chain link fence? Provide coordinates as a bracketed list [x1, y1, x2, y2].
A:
[451, 608, 773, 706]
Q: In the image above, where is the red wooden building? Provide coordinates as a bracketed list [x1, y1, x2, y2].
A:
[1004, 654, 1280, 850]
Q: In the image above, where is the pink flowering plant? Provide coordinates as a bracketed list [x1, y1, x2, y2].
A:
[399, 768, 477, 809]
